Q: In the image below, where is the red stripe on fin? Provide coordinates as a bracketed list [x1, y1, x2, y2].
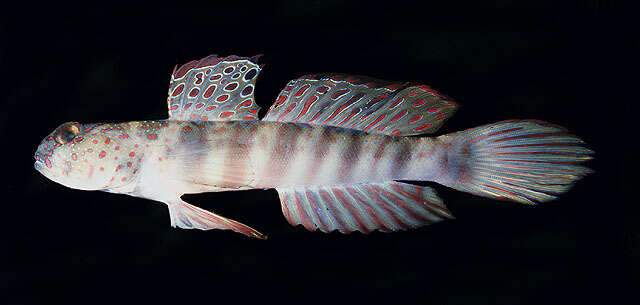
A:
[263, 73, 457, 136]
[435, 120, 593, 204]
[275, 182, 452, 234]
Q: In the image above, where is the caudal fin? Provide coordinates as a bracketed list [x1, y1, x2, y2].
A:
[437, 120, 593, 204]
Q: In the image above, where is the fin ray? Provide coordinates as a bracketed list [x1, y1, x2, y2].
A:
[167, 199, 266, 239]
[276, 182, 453, 234]
[437, 120, 593, 204]
[263, 74, 458, 135]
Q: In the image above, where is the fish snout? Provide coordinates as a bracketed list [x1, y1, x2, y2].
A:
[34, 161, 43, 172]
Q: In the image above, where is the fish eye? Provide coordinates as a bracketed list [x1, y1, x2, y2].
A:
[54, 123, 80, 145]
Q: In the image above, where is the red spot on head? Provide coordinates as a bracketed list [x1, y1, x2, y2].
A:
[127, 162, 132, 167]
[129, 152, 135, 157]
[205, 105, 217, 111]
[428, 107, 440, 113]
[100, 167, 104, 171]
[210, 74, 222, 81]
[105, 138, 110, 144]
[92, 139, 98, 144]
[232, 73, 240, 79]
[115, 146, 119, 150]
[189, 88, 200, 97]
[99, 151, 106, 159]
[195, 103, 204, 109]
[435, 113, 447, 119]
[216, 94, 229, 102]
[121, 177, 127, 181]
[224, 66, 234, 74]
[71, 153, 77, 161]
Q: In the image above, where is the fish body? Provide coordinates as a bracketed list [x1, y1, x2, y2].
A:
[35, 54, 593, 238]
[36, 120, 445, 194]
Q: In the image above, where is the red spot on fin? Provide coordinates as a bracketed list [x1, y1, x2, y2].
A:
[220, 111, 234, 118]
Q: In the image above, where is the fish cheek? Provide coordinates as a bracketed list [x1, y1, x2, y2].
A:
[57, 141, 114, 190]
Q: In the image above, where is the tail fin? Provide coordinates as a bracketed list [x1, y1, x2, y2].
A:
[436, 120, 593, 204]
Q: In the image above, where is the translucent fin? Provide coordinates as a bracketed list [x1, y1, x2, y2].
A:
[275, 182, 453, 234]
[167, 199, 266, 239]
[167, 54, 262, 121]
[263, 74, 458, 135]
[167, 132, 255, 190]
[438, 120, 594, 204]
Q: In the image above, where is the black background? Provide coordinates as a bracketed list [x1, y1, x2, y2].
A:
[1, 2, 634, 304]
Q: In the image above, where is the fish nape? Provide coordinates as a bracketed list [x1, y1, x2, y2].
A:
[33, 53, 593, 239]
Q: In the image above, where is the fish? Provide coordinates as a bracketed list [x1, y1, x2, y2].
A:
[34, 54, 593, 239]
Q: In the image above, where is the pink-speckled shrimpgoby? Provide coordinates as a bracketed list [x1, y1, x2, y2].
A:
[34, 54, 593, 239]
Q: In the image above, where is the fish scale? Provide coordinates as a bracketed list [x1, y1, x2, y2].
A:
[34, 53, 593, 239]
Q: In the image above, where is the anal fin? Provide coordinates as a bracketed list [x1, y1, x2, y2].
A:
[167, 199, 266, 239]
[275, 182, 453, 234]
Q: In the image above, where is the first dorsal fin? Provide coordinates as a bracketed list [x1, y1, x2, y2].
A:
[262, 74, 458, 135]
[167, 54, 262, 121]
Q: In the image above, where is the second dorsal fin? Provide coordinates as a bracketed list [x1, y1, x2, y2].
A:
[262, 74, 458, 135]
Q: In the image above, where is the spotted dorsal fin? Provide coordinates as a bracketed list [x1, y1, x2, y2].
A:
[167, 54, 262, 121]
[262, 74, 458, 135]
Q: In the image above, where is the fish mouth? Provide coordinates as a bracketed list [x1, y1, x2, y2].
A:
[34, 161, 44, 173]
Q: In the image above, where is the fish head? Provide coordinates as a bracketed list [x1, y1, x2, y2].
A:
[34, 122, 123, 191]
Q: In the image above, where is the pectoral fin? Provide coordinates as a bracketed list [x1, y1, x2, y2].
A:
[167, 199, 266, 239]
